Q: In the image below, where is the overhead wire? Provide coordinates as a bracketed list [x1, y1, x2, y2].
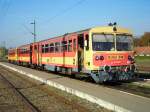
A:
[39, 0, 86, 38]
[40, 0, 86, 25]
[22, 24, 34, 36]
[4, 0, 86, 47]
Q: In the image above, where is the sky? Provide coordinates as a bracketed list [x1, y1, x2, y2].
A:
[0, 0, 150, 48]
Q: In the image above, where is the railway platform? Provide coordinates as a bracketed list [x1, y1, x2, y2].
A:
[0, 62, 150, 112]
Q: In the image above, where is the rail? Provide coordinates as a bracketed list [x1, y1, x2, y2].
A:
[0, 73, 40, 112]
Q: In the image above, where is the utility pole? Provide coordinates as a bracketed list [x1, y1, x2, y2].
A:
[31, 20, 36, 43]
[3, 41, 6, 57]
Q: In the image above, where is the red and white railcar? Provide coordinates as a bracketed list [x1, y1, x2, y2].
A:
[8, 25, 136, 83]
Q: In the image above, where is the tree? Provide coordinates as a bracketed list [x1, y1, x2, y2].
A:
[139, 32, 150, 46]
[133, 32, 150, 47]
[133, 37, 140, 47]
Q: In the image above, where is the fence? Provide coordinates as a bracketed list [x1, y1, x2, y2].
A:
[134, 47, 150, 56]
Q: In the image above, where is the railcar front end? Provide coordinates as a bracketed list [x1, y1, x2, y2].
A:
[84, 26, 136, 83]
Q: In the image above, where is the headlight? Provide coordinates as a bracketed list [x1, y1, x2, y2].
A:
[95, 56, 104, 61]
[95, 56, 100, 60]
[100, 56, 104, 60]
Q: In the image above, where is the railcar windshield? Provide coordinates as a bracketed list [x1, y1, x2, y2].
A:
[92, 34, 115, 51]
[116, 35, 133, 51]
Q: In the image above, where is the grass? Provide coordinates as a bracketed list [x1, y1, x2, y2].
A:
[135, 56, 150, 61]
[135, 56, 150, 67]
[131, 81, 150, 89]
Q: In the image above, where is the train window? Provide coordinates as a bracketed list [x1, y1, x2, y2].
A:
[61, 42, 63, 51]
[22, 49, 24, 54]
[20, 49, 22, 54]
[62, 41, 67, 52]
[68, 40, 72, 52]
[85, 34, 89, 50]
[22, 49, 25, 54]
[25, 49, 28, 54]
[42, 45, 45, 53]
[116, 35, 133, 51]
[73, 39, 76, 51]
[34, 46, 37, 50]
[26, 49, 28, 54]
[45, 44, 49, 53]
[24, 49, 27, 54]
[9, 50, 15, 55]
[24, 48, 26, 54]
[18, 49, 20, 54]
[25, 48, 27, 54]
[55, 42, 60, 52]
[21, 49, 23, 54]
[92, 34, 114, 51]
[50, 43, 54, 53]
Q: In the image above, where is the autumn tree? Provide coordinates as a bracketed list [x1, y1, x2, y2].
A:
[133, 37, 140, 47]
[139, 32, 150, 46]
[133, 32, 150, 46]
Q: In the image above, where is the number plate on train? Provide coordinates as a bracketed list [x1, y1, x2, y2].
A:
[107, 55, 124, 60]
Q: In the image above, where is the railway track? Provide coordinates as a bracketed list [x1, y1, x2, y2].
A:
[0, 73, 39, 112]
[0, 66, 110, 112]
[136, 65, 150, 72]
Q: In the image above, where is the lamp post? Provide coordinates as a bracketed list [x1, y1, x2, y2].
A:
[30, 20, 36, 43]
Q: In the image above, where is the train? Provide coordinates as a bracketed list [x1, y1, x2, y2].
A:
[8, 25, 136, 83]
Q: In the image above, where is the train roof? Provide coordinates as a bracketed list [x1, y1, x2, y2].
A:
[90, 26, 132, 34]
[38, 28, 90, 43]
[17, 43, 31, 48]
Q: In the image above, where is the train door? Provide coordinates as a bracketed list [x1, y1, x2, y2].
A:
[77, 34, 84, 72]
[30, 45, 32, 64]
[32, 44, 39, 65]
[38, 44, 42, 66]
